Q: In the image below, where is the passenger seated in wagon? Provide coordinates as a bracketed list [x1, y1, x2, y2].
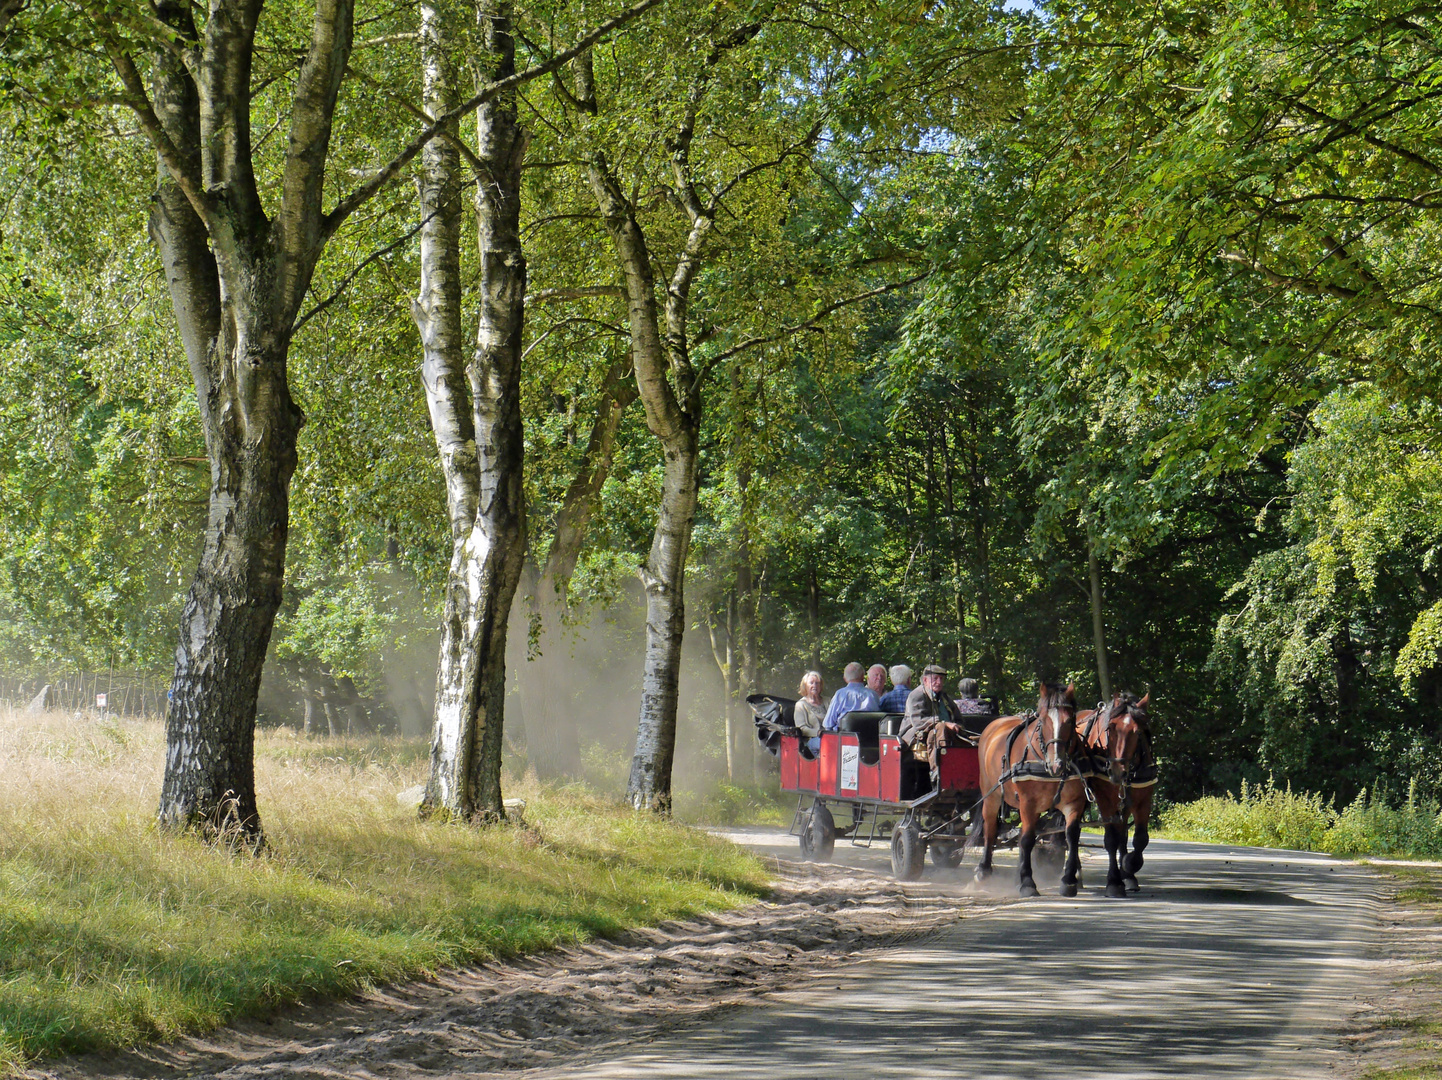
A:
[793, 670, 827, 754]
[899, 663, 970, 768]
[954, 677, 995, 735]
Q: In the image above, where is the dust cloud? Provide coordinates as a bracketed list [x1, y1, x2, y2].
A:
[502, 580, 766, 803]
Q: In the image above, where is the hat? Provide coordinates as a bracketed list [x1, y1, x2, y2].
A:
[922, 663, 947, 676]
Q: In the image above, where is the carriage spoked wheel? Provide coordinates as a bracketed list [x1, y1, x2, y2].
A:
[799, 801, 836, 862]
[890, 816, 925, 881]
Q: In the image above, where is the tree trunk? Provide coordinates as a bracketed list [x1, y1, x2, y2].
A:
[127, 0, 355, 846]
[1087, 528, 1111, 703]
[629, 428, 701, 810]
[417, 0, 529, 823]
[705, 602, 734, 782]
[588, 152, 706, 814]
[808, 564, 821, 672]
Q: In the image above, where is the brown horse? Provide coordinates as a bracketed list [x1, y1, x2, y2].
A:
[969, 683, 1088, 897]
[1076, 691, 1155, 897]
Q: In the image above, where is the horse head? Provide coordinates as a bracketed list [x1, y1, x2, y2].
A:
[1099, 691, 1150, 785]
[1036, 681, 1079, 774]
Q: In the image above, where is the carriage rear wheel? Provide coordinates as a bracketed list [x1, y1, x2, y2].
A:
[890, 819, 925, 881]
[799, 802, 836, 862]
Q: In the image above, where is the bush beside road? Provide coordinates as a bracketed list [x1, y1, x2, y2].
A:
[1161, 777, 1442, 858]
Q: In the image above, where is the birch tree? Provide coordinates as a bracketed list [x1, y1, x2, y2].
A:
[411, 0, 528, 822]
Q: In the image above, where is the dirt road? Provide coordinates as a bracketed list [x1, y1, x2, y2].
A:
[530, 831, 1381, 1080]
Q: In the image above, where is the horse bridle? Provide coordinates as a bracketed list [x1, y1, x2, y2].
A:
[1092, 698, 1152, 815]
[1029, 698, 1077, 776]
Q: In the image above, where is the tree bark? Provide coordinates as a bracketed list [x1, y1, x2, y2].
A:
[704, 598, 735, 781]
[1087, 527, 1111, 703]
[588, 152, 706, 814]
[417, 0, 529, 823]
[808, 563, 822, 672]
[582, 22, 765, 812]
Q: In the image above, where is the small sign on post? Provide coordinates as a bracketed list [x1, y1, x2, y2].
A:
[95, 693, 107, 710]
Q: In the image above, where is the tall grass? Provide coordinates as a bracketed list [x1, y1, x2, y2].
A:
[1161, 776, 1442, 858]
[0, 707, 769, 1070]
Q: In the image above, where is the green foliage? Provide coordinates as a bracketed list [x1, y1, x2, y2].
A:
[1326, 782, 1442, 860]
[1162, 776, 1442, 859]
[1161, 777, 1336, 853]
[674, 782, 791, 827]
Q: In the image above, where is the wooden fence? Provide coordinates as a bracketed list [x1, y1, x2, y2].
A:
[0, 671, 169, 717]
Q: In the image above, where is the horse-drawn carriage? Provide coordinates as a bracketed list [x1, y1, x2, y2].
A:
[751, 686, 1157, 895]
[751, 693, 1022, 881]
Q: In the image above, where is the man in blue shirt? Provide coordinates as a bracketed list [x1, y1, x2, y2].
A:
[822, 661, 881, 731]
[878, 664, 913, 712]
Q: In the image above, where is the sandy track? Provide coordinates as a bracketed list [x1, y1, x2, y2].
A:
[31, 856, 1000, 1080]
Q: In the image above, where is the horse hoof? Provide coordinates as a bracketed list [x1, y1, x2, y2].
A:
[1059, 882, 1078, 898]
[1106, 882, 1127, 898]
[1124, 876, 1139, 893]
[1019, 882, 1039, 898]
[974, 866, 993, 882]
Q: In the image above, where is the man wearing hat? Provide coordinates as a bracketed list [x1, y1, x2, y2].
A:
[899, 663, 969, 765]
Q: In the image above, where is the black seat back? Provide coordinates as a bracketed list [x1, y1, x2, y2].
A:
[839, 710, 893, 747]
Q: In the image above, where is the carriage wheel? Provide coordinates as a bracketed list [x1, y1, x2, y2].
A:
[799, 802, 836, 862]
[1035, 834, 1066, 874]
[890, 818, 925, 881]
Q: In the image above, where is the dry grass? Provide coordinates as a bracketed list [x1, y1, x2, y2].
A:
[0, 707, 768, 1072]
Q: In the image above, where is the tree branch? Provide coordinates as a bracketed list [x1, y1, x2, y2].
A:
[527, 285, 626, 303]
[105, 44, 213, 225]
[1218, 250, 1361, 300]
[323, 0, 664, 238]
[699, 269, 933, 380]
[293, 209, 439, 334]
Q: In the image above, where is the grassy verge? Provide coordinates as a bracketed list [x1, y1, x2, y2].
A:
[1159, 777, 1442, 858]
[1359, 864, 1442, 1079]
[0, 707, 770, 1071]
[674, 781, 793, 827]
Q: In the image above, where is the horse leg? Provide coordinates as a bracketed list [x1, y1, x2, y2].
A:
[1016, 801, 1039, 898]
[1095, 784, 1126, 898]
[1059, 802, 1083, 898]
[1123, 790, 1153, 892]
[974, 789, 1002, 881]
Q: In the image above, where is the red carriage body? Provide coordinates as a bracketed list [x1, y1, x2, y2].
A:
[753, 700, 988, 880]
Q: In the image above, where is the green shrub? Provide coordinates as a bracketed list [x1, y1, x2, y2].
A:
[1162, 775, 1442, 858]
[674, 782, 791, 826]
[1161, 777, 1335, 851]
[1324, 781, 1442, 859]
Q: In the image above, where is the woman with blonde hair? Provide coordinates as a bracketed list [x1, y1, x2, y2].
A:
[794, 670, 827, 753]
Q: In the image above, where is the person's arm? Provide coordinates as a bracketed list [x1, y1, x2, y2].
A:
[822, 691, 843, 731]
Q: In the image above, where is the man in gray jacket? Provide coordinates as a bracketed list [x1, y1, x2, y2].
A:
[899, 664, 968, 763]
